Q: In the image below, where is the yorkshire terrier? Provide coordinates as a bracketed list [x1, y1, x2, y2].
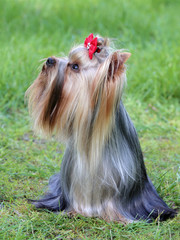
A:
[26, 34, 176, 223]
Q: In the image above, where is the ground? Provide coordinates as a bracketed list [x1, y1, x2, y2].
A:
[0, 0, 179, 239]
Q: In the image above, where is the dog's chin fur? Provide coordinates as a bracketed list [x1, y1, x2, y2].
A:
[26, 36, 177, 223]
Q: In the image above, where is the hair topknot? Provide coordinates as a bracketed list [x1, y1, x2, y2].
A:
[97, 36, 110, 47]
[95, 36, 111, 62]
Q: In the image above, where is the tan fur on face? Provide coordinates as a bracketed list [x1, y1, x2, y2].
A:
[26, 57, 67, 135]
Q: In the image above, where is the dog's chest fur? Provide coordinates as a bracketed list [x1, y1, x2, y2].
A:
[60, 117, 138, 222]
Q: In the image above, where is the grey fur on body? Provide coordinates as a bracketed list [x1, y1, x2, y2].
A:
[31, 102, 176, 222]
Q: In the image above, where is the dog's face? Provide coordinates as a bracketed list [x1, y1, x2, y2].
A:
[27, 39, 130, 140]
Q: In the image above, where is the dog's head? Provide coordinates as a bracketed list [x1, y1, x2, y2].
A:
[26, 35, 130, 140]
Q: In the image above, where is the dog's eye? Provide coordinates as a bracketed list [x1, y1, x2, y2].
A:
[71, 64, 79, 71]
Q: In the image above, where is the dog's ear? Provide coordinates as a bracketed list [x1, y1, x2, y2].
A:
[107, 51, 131, 81]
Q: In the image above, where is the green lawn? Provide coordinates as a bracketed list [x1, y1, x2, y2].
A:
[0, 0, 179, 239]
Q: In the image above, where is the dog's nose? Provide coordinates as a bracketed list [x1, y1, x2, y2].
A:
[46, 57, 56, 66]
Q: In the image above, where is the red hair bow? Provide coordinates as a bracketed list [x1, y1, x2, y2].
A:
[84, 33, 98, 60]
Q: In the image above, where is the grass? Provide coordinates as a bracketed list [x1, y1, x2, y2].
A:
[0, 0, 179, 239]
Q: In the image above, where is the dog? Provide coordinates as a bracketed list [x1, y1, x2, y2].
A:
[26, 34, 176, 223]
